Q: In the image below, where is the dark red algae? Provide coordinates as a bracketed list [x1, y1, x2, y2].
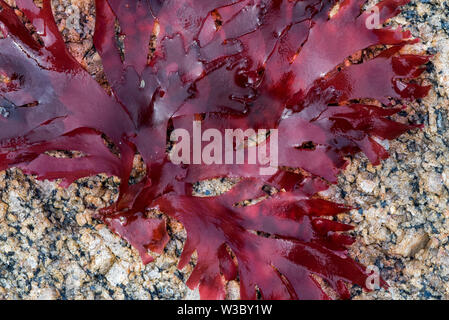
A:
[0, 0, 430, 299]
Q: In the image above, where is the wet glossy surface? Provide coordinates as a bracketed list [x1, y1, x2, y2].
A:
[0, 0, 429, 299]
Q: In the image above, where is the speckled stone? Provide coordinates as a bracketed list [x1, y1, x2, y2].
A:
[0, 0, 448, 300]
[341, 0, 449, 300]
[0, 168, 191, 300]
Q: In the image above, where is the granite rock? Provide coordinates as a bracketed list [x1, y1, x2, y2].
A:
[0, 0, 448, 300]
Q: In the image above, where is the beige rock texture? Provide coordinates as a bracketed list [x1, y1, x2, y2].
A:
[0, 0, 448, 300]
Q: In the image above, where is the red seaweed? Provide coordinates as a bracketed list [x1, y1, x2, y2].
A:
[0, 0, 430, 299]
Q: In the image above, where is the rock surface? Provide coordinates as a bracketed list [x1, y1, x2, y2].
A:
[0, 0, 448, 300]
